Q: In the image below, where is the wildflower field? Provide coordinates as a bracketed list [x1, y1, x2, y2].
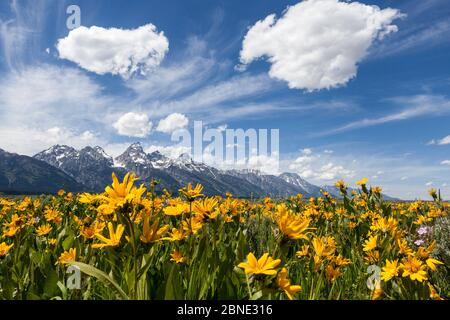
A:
[0, 173, 448, 300]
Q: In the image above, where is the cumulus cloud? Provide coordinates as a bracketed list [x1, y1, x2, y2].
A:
[0, 126, 103, 156]
[156, 113, 189, 134]
[113, 112, 153, 138]
[441, 160, 450, 166]
[247, 154, 280, 175]
[239, 0, 403, 91]
[289, 149, 354, 181]
[57, 24, 169, 79]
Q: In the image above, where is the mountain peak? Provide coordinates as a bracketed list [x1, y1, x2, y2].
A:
[115, 143, 150, 167]
[129, 142, 143, 149]
[177, 153, 193, 163]
[79, 146, 113, 166]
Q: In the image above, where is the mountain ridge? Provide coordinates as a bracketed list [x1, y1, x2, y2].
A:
[0, 143, 399, 199]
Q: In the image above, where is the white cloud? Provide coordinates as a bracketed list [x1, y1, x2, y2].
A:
[0, 64, 114, 155]
[57, 24, 169, 79]
[320, 95, 450, 136]
[0, 126, 104, 156]
[145, 144, 191, 159]
[426, 181, 433, 186]
[429, 135, 450, 145]
[113, 112, 153, 138]
[239, 0, 403, 91]
[288, 149, 354, 181]
[156, 113, 189, 134]
[441, 160, 450, 166]
[247, 154, 280, 175]
[80, 130, 97, 141]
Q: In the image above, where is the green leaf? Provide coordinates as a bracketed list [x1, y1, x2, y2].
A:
[69, 261, 129, 300]
[62, 233, 74, 251]
[43, 269, 59, 298]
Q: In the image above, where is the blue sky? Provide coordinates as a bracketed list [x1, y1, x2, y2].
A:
[0, 0, 449, 199]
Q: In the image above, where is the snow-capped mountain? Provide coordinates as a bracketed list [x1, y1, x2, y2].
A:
[29, 143, 399, 199]
[279, 172, 322, 196]
[32, 143, 325, 196]
[34, 145, 123, 191]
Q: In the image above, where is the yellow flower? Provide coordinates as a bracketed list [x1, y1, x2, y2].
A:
[36, 224, 52, 236]
[78, 193, 100, 204]
[0, 242, 13, 257]
[428, 188, 438, 199]
[275, 204, 312, 240]
[413, 214, 432, 225]
[48, 238, 57, 246]
[397, 238, 413, 255]
[238, 252, 281, 276]
[311, 236, 336, 258]
[371, 217, 398, 234]
[296, 245, 309, 257]
[80, 222, 105, 240]
[163, 203, 189, 216]
[193, 198, 219, 220]
[363, 235, 377, 252]
[325, 265, 342, 282]
[98, 173, 146, 215]
[44, 208, 62, 224]
[277, 268, 302, 300]
[179, 183, 204, 201]
[182, 216, 204, 235]
[335, 180, 346, 189]
[400, 256, 428, 282]
[3, 224, 20, 237]
[380, 259, 400, 282]
[170, 250, 185, 264]
[57, 248, 76, 265]
[426, 258, 443, 271]
[371, 288, 383, 300]
[92, 222, 125, 249]
[140, 217, 169, 244]
[427, 283, 443, 300]
[161, 228, 186, 241]
[364, 250, 380, 264]
[371, 186, 382, 194]
[356, 177, 368, 186]
[106, 172, 138, 200]
[332, 255, 352, 266]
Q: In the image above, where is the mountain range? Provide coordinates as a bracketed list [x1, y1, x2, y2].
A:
[0, 143, 398, 199]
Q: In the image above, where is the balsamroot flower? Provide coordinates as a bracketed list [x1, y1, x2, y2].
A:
[277, 268, 302, 300]
[238, 252, 281, 276]
[92, 222, 125, 249]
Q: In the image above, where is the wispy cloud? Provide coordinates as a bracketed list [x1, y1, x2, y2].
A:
[428, 135, 450, 145]
[318, 95, 450, 136]
[369, 0, 450, 59]
[371, 19, 450, 58]
[0, 0, 49, 70]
